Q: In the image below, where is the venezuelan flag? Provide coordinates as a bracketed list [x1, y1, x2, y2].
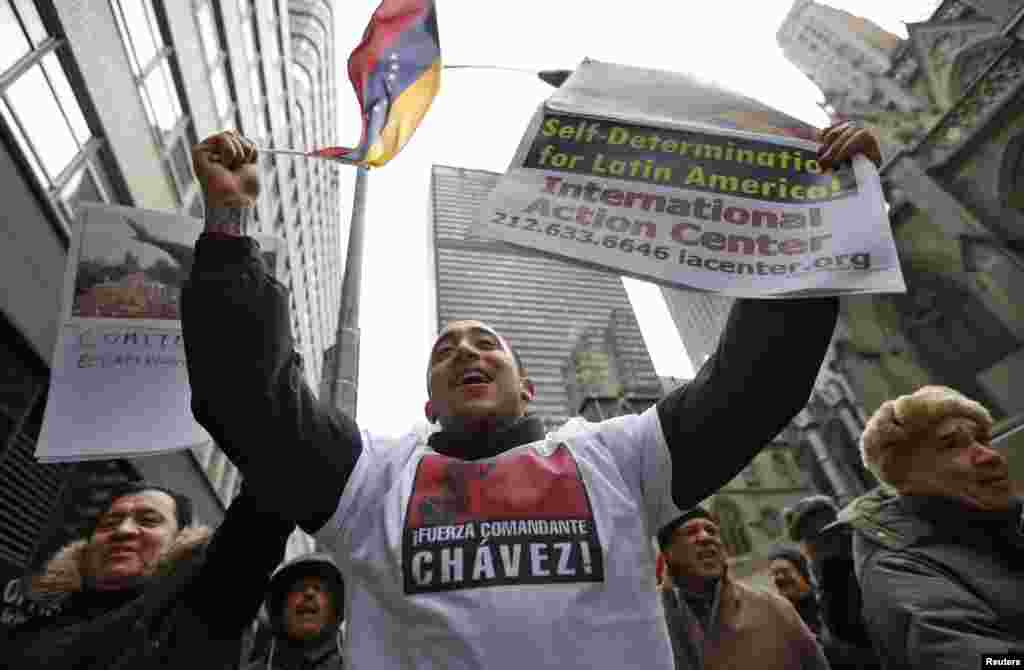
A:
[310, 0, 440, 167]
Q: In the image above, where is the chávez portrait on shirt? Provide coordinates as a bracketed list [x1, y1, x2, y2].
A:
[403, 444, 605, 594]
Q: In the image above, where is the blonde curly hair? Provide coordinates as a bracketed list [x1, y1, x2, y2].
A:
[860, 385, 993, 490]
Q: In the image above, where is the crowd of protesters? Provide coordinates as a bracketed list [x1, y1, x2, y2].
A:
[0, 124, 1020, 669]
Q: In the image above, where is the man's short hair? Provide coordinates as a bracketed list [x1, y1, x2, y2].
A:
[785, 495, 838, 543]
[860, 385, 993, 488]
[93, 481, 194, 534]
[426, 322, 527, 391]
[657, 506, 719, 551]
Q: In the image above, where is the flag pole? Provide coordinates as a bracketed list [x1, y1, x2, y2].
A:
[253, 144, 362, 415]
[255, 147, 310, 157]
[331, 165, 369, 418]
[255, 146, 362, 165]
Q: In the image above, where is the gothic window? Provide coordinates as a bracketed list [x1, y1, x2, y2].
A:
[751, 506, 784, 539]
[771, 450, 801, 488]
[824, 417, 873, 493]
[949, 37, 1011, 100]
[1001, 132, 1024, 214]
[797, 440, 834, 498]
[740, 462, 762, 488]
[890, 271, 1019, 387]
[710, 497, 752, 557]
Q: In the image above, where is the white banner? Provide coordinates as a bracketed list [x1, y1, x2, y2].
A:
[473, 60, 905, 298]
[36, 203, 282, 463]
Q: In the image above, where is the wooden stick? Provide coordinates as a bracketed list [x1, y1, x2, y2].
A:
[255, 147, 312, 157]
[254, 146, 362, 165]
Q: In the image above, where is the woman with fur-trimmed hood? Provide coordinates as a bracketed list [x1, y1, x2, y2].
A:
[4, 481, 293, 669]
[844, 386, 1024, 669]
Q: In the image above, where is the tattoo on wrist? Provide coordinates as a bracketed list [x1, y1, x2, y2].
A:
[204, 204, 253, 236]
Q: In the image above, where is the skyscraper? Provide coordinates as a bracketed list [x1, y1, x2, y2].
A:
[777, 0, 933, 152]
[0, 0, 343, 591]
[429, 165, 662, 429]
[777, 0, 922, 114]
[660, 289, 733, 371]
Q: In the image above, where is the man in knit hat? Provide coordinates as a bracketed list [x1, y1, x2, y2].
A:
[785, 495, 839, 555]
[846, 385, 1024, 669]
[657, 508, 828, 670]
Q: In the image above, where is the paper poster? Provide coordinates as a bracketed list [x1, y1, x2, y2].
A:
[35, 203, 281, 462]
[474, 60, 905, 298]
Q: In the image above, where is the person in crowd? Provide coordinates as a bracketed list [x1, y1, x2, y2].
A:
[768, 548, 822, 634]
[847, 385, 1024, 669]
[785, 495, 839, 567]
[657, 508, 829, 670]
[769, 543, 881, 670]
[4, 481, 292, 669]
[247, 552, 345, 670]
[786, 495, 880, 670]
[181, 122, 879, 670]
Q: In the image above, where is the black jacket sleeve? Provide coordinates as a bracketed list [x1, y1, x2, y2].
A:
[656, 297, 838, 509]
[184, 487, 294, 634]
[819, 554, 874, 649]
[181, 234, 362, 532]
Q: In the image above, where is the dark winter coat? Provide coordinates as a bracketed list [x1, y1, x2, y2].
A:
[843, 488, 1024, 669]
[809, 523, 881, 670]
[660, 573, 830, 670]
[4, 491, 293, 670]
[246, 631, 344, 670]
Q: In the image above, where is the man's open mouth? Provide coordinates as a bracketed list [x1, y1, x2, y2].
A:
[456, 368, 492, 387]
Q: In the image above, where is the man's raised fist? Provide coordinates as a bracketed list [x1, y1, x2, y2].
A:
[192, 130, 261, 208]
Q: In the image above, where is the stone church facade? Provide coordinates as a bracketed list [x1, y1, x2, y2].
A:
[781, 0, 1024, 487]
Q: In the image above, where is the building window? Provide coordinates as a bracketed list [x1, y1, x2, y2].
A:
[1003, 135, 1024, 214]
[238, 0, 269, 146]
[710, 496, 753, 557]
[292, 94, 308, 150]
[740, 462, 762, 488]
[771, 449, 801, 488]
[110, 0, 199, 215]
[0, 0, 118, 232]
[194, 0, 235, 128]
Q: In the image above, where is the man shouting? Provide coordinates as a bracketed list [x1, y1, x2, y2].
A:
[183, 123, 880, 670]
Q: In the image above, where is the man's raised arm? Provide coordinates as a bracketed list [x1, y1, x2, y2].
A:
[657, 296, 838, 509]
[657, 122, 880, 510]
[181, 131, 361, 533]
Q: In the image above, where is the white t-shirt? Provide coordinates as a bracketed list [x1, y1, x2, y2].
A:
[316, 405, 680, 670]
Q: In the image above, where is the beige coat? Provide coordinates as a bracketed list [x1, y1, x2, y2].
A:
[661, 572, 830, 670]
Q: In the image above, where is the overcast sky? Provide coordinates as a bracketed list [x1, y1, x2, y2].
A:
[330, 0, 941, 436]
